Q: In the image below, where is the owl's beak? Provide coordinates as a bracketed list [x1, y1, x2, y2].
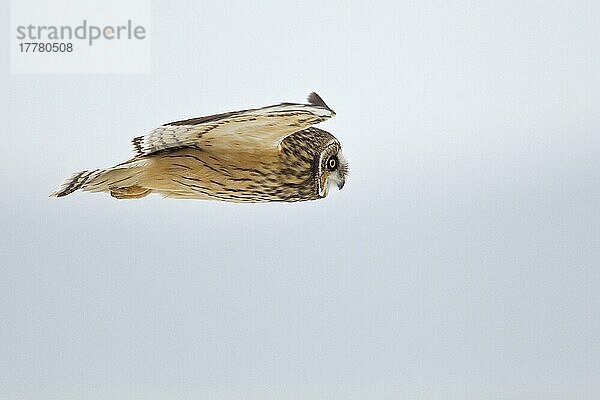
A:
[337, 178, 345, 190]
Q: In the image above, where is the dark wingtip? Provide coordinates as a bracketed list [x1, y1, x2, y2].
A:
[307, 92, 332, 111]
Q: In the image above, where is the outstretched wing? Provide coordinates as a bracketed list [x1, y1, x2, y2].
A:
[132, 92, 335, 157]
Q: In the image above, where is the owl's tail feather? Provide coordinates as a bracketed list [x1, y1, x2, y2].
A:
[50, 169, 103, 197]
[51, 160, 151, 199]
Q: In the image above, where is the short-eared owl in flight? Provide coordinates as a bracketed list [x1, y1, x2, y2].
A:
[52, 92, 347, 202]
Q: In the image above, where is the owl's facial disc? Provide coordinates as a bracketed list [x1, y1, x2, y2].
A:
[318, 147, 348, 196]
[328, 152, 347, 190]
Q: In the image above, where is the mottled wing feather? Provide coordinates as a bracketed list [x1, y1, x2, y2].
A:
[132, 92, 335, 157]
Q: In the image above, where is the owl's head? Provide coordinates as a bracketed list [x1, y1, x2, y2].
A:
[317, 139, 348, 197]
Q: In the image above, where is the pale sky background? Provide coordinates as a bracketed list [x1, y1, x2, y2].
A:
[2, 1, 600, 399]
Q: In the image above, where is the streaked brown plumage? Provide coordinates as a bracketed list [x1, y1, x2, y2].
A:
[52, 92, 348, 202]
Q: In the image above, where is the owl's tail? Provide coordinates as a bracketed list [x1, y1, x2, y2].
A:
[50, 160, 151, 199]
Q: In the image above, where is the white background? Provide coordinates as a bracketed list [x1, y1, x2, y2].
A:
[2, 1, 600, 399]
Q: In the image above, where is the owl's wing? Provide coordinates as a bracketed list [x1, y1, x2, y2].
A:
[131, 92, 335, 156]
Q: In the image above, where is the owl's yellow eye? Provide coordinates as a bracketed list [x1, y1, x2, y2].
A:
[327, 156, 338, 171]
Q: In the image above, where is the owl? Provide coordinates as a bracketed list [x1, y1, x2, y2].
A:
[51, 92, 348, 202]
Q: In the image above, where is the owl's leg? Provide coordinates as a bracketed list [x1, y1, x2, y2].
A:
[110, 185, 152, 199]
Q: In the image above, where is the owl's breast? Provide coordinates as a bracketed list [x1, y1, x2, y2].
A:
[145, 147, 318, 202]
